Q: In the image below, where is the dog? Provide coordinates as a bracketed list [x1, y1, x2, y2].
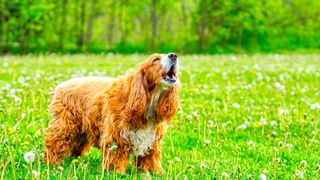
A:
[44, 53, 180, 174]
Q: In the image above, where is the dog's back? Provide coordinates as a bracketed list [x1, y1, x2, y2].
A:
[51, 77, 115, 117]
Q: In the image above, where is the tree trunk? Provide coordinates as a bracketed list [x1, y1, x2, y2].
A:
[107, 1, 116, 51]
[86, 0, 97, 44]
[150, 0, 158, 49]
[58, 0, 68, 50]
[0, 0, 5, 53]
[77, 0, 86, 51]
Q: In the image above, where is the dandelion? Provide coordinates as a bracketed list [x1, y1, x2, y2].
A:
[15, 97, 22, 103]
[186, 115, 192, 119]
[296, 170, 301, 177]
[222, 121, 231, 128]
[247, 140, 254, 146]
[174, 157, 181, 163]
[232, 103, 240, 109]
[236, 123, 247, 130]
[57, 166, 64, 171]
[221, 172, 229, 177]
[192, 111, 198, 116]
[276, 158, 281, 163]
[271, 131, 277, 137]
[247, 174, 253, 178]
[72, 159, 79, 164]
[274, 82, 285, 92]
[203, 139, 211, 146]
[200, 163, 207, 170]
[310, 103, 320, 110]
[311, 130, 316, 135]
[300, 160, 307, 166]
[32, 170, 39, 178]
[278, 109, 289, 115]
[260, 118, 267, 125]
[285, 144, 293, 148]
[270, 120, 277, 127]
[21, 113, 27, 119]
[24, 151, 35, 163]
[260, 173, 267, 180]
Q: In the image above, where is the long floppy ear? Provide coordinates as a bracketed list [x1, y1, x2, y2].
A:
[123, 71, 148, 127]
[156, 83, 180, 123]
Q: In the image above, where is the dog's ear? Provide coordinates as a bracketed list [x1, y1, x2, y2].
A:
[157, 84, 180, 122]
[124, 71, 148, 126]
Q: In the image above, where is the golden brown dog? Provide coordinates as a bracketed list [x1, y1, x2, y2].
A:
[44, 53, 180, 174]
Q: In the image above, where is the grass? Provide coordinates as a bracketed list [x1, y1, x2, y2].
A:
[0, 54, 320, 179]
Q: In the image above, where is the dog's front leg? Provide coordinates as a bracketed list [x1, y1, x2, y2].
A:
[102, 144, 130, 174]
[135, 140, 163, 173]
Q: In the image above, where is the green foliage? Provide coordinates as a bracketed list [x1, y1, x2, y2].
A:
[0, 54, 320, 178]
[0, 0, 320, 53]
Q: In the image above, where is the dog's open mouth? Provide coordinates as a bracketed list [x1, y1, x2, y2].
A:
[162, 65, 177, 83]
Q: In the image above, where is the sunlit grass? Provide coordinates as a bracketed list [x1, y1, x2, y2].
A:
[0, 54, 320, 179]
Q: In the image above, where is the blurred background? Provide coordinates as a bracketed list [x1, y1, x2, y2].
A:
[1, 0, 320, 54]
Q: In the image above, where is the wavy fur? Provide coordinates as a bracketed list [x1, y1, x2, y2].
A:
[44, 54, 180, 174]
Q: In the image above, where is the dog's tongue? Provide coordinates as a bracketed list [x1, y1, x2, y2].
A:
[164, 73, 176, 80]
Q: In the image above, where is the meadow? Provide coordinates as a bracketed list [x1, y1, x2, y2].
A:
[0, 54, 320, 179]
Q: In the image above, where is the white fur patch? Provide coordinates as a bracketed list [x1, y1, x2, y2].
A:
[121, 122, 156, 157]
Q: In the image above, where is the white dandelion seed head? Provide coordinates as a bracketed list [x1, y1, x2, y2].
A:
[186, 115, 192, 119]
[300, 160, 307, 166]
[260, 173, 267, 180]
[270, 120, 277, 127]
[222, 121, 231, 128]
[247, 140, 254, 146]
[24, 151, 36, 163]
[174, 157, 181, 163]
[260, 118, 267, 125]
[200, 163, 207, 170]
[285, 143, 293, 148]
[310, 103, 320, 110]
[236, 123, 247, 130]
[296, 170, 301, 176]
[203, 139, 211, 146]
[21, 113, 26, 119]
[32, 170, 39, 177]
[232, 103, 240, 109]
[278, 109, 289, 115]
[221, 172, 229, 177]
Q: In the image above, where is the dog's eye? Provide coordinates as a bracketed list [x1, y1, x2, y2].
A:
[153, 58, 160, 62]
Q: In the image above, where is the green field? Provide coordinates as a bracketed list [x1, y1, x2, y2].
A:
[0, 54, 320, 179]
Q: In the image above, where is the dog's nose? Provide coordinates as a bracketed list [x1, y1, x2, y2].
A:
[168, 53, 177, 61]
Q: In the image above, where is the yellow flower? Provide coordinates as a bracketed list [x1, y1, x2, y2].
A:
[253, 121, 261, 128]
[22, 141, 30, 145]
[8, 127, 14, 133]
[72, 159, 79, 164]
[300, 120, 307, 126]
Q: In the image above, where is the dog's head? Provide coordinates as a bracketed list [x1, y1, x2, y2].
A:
[124, 53, 180, 125]
[136, 53, 180, 91]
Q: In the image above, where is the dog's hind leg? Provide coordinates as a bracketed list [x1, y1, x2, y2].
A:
[44, 100, 82, 165]
[71, 133, 91, 157]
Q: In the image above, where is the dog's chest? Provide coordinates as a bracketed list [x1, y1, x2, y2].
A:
[121, 91, 162, 157]
[124, 122, 156, 157]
